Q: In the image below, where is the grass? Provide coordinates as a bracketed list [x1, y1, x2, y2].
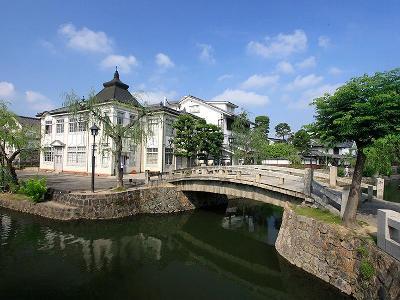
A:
[0, 192, 30, 201]
[111, 186, 127, 192]
[293, 205, 342, 224]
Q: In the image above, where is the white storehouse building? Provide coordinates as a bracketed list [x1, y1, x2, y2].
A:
[38, 71, 188, 175]
[168, 95, 237, 164]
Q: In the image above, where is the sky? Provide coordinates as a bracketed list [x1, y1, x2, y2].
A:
[0, 0, 399, 133]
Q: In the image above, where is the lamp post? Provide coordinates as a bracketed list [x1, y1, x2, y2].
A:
[90, 124, 99, 193]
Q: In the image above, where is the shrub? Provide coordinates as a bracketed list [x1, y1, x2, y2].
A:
[360, 259, 375, 280]
[19, 177, 47, 203]
[337, 166, 345, 177]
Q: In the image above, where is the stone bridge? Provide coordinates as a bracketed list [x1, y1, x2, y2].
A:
[149, 165, 314, 208]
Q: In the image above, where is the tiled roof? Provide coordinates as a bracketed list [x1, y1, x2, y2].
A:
[17, 116, 40, 127]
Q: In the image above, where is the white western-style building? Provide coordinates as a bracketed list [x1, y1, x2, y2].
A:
[38, 71, 239, 175]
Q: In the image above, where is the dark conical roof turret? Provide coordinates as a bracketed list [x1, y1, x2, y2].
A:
[95, 69, 140, 107]
[102, 67, 129, 90]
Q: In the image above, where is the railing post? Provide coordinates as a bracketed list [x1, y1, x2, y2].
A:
[235, 171, 241, 179]
[367, 185, 374, 201]
[255, 173, 261, 183]
[303, 168, 313, 196]
[329, 166, 337, 187]
[376, 178, 385, 199]
[145, 170, 150, 184]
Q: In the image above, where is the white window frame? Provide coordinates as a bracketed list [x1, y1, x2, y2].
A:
[146, 147, 158, 165]
[67, 146, 86, 166]
[56, 118, 64, 133]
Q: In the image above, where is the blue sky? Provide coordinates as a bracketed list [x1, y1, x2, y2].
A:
[0, 0, 399, 132]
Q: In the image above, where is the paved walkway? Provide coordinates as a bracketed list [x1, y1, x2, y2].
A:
[17, 169, 145, 192]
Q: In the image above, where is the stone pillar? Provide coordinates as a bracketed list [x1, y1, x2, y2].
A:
[329, 166, 337, 187]
[145, 170, 150, 184]
[377, 209, 400, 261]
[201, 169, 207, 175]
[303, 168, 313, 196]
[376, 178, 385, 199]
[340, 186, 350, 218]
[367, 185, 374, 201]
[235, 171, 241, 179]
[255, 173, 261, 183]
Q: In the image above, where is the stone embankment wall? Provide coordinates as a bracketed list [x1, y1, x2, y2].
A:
[0, 185, 228, 221]
[276, 208, 400, 300]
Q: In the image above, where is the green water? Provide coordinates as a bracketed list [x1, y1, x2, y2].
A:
[0, 199, 351, 299]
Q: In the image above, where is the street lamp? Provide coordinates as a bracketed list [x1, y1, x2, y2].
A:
[90, 124, 99, 193]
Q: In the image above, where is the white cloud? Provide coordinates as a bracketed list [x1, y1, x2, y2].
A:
[287, 74, 324, 90]
[318, 36, 331, 48]
[328, 67, 343, 75]
[276, 61, 295, 74]
[240, 74, 279, 90]
[288, 83, 341, 109]
[296, 56, 316, 69]
[247, 29, 307, 59]
[136, 90, 177, 104]
[212, 89, 269, 106]
[100, 54, 138, 73]
[217, 74, 234, 81]
[40, 40, 57, 54]
[197, 43, 216, 64]
[58, 23, 113, 53]
[25, 90, 54, 111]
[0, 81, 15, 98]
[155, 53, 174, 69]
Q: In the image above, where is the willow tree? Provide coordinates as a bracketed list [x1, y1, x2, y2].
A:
[311, 68, 400, 226]
[0, 101, 39, 186]
[64, 90, 148, 188]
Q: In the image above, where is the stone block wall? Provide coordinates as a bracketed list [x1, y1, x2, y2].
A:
[51, 185, 228, 220]
[276, 208, 400, 300]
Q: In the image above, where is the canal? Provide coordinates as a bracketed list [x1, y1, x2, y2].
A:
[0, 199, 351, 299]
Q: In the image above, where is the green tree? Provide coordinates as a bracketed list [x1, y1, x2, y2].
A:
[172, 114, 198, 166]
[195, 121, 224, 164]
[364, 134, 400, 176]
[0, 102, 39, 187]
[291, 129, 311, 154]
[262, 143, 300, 164]
[311, 69, 400, 226]
[254, 115, 270, 139]
[275, 122, 291, 141]
[65, 91, 147, 188]
[231, 112, 253, 164]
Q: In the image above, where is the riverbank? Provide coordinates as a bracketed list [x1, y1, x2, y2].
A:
[0, 184, 228, 220]
[276, 206, 400, 299]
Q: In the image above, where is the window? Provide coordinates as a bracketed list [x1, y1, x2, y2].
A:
[165, 148, 173, 165]
[101, 150, 110, 168]
[189, 105, 200, 113]
[45, 121, 52, 134]
[117, 111, 124, 125]
[146, 148, 158, 164]
[43, 147, 53, 162]
[56, 119, 64, 133]
[129, 114, 136, 124]
[218, 118, 224, 129]
[67, 146, 86, 166]
[165, 119, 173, 136]
[69, 117, 86, 132]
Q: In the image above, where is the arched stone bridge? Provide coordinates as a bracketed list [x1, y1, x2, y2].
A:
[151, 166, 314, 208]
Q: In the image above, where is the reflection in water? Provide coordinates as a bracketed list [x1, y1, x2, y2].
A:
[0, 199, 351, 300]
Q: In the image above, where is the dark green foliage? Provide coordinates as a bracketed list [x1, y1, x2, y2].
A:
[291, 129, 311, 153]
[310, 68, 400, 225]
[19, 177, 47, 203]
[254, 115, 270, 138]
[275, 123, 291, 141]
[364, 134, 400, 176]
[172, 114, 224, 164]
[337, 166, 345, 177]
